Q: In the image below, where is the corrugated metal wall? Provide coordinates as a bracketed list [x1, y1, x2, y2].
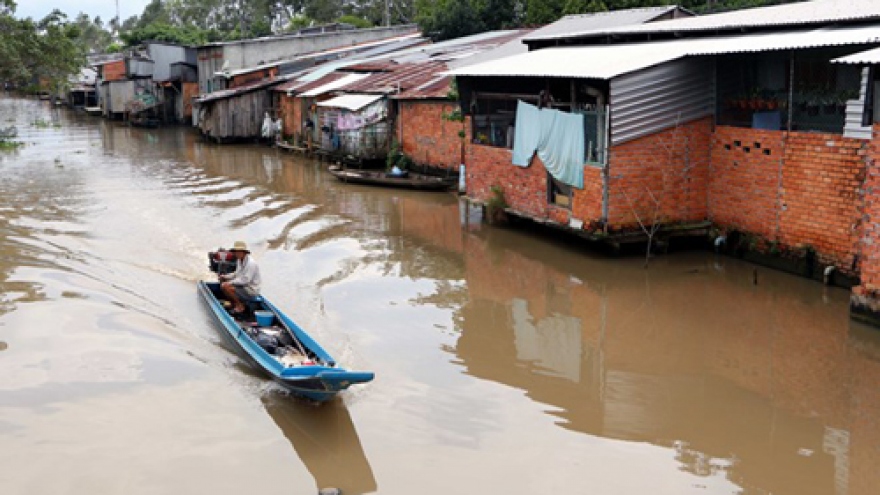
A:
[843, 66, 872, 140]
[109, 80, 134, 114]
[610, 58, 715, 145]
[198, 46, 224, 95]
[148, 44, 187, 82]
[198, 91, 272, 140]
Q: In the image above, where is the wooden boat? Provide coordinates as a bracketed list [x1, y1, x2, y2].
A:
[198, 281, 374, 402]
[328, 165, 457, 191]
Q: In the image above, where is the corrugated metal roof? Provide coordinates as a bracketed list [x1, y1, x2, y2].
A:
[301, 73, 371, 97]
[528, 0, 880, 42]
[450, 7, 684, 70]
[396, 75, 454, 100]
[527, 6, 684, 41]
[833, 46, 880, 64]
[194, 75, 293, 103]
[317, 93, 383, 111]
[274, 72, 344, 94]
[340, 61, 447, 94]
[295, 29, 521, 83]
[448, 25, 880, 80]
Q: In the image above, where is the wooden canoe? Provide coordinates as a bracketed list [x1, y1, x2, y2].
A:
[198, 281, 374, 402]
[328, 166, 457, 191]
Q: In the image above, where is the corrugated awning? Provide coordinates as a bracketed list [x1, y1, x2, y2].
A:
[317, 94, 383, 111]
[447, 25, 880, 80]
[300, 72, 371, 97]
[832, 46, 880, 64]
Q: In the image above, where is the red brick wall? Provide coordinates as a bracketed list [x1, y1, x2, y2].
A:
[465, 135, 603, 225]
[103, 60, 126, 82]
[466, 143, 552, 219]
[710, 126, 867, 271]
[778, 133, 866, 269]
[573, 167, 604, 227]
[709, 126, 784, 238]
[398, 101, 465, 171]
[607, 117, 713, 229]
[858, 124, 880, 293]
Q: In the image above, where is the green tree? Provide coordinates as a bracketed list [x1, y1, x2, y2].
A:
[416, 0, 485, 41]
[0, 5, 84, 93]
[336, 15, 374, 29]
[121, 22, 209, 46]
[73, 13, 114, 53]
[525, 0, 565, 24]
[563, 0, 608, 14]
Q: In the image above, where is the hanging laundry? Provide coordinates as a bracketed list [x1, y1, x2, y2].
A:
[511, 100, 585, 189]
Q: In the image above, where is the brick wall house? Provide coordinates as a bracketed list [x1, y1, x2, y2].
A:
[397, 100, 466, 171]
[710, 126, 867, 272]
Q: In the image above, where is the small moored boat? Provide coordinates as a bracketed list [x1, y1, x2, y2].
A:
[328, 165, 457, 191]
[198, 280, 374, 402]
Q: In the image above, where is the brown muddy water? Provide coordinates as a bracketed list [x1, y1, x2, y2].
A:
[1, 95, 879, 495]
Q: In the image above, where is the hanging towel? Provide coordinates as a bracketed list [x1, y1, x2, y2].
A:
[510, 100, 585, 189]
[512, 100, 542, 166]
[536, 110, 585, 189]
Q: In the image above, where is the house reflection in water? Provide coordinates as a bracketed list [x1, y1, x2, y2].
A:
[447, 226, 880, 495]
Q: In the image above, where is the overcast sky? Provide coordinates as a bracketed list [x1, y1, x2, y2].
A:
[14, 0, 152, 23]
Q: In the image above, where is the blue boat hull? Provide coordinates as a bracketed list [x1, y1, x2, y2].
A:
[197, 281, 373, 402]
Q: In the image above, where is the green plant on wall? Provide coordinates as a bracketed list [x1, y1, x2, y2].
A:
[485, 185, 508, 224]
[447, 78, 459, 101]
[442, 107, 464, 122]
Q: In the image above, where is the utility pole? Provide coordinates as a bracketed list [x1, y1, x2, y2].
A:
[384, 0, 390, 27]
[115, 0, 120, 38]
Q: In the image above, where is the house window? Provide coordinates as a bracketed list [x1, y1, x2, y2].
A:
[865, 67, 876, 126]
[578, 104, 608, 166]
[716, 49, 861, 134]
[548, 174, 571, 209]
[471, 94, 523, 148]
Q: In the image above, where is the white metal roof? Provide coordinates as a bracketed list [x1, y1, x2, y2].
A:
[528, 0, 880, 42]
[448, 25, 880, 80]
[833, 46, 880, 64]
[447, 43, 687, 80]
[301, 73, 371, 97]
[449, 6, 684, 70]
[317, 93, 383, 111]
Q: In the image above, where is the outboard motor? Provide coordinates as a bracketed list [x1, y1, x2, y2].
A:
[208, 249, 237, 275]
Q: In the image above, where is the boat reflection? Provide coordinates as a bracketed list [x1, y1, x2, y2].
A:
[262, 394, 377, 495]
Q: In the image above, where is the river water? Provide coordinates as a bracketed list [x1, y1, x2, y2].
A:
[1, 95, 878, 495]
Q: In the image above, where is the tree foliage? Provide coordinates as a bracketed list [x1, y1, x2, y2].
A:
[0, 4, 85, 93]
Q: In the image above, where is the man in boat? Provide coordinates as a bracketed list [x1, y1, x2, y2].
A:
[219, 241, 262, 314]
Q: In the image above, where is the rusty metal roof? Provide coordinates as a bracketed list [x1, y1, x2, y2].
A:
[339, 61, 448, 95]
[195, 75, 293, 103]
[396, 75, 454, 100]
[273, 29, 539, 100]
[273, 72, 345, 94]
